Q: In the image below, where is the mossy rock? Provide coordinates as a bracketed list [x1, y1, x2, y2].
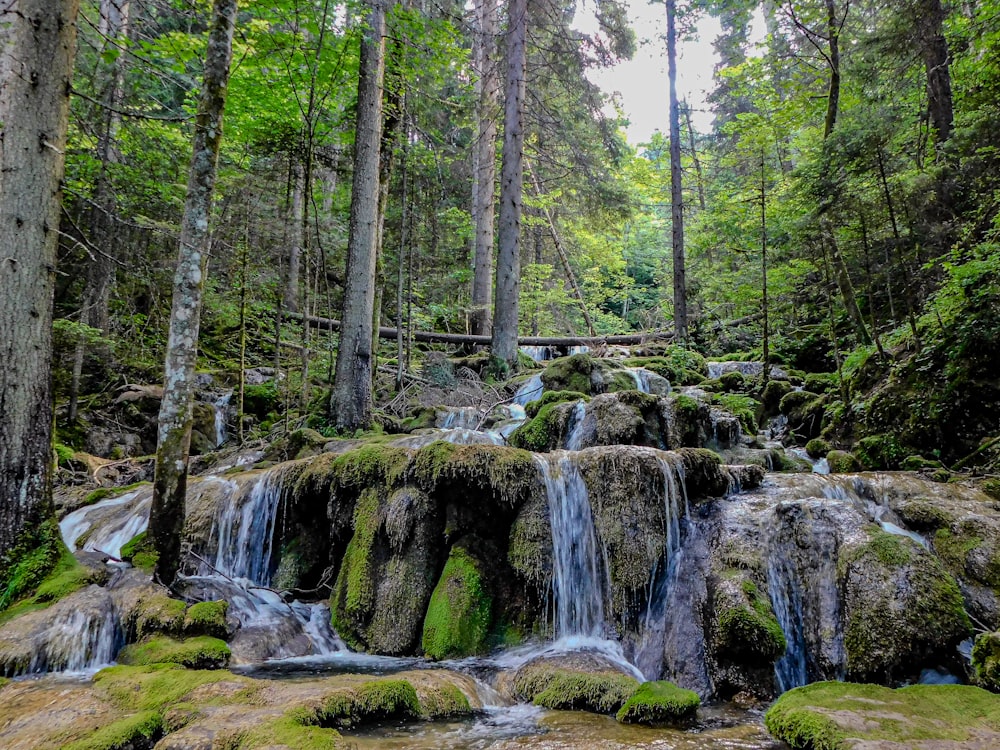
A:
[127, 592, 187, 639]
[540, 354, 600, 395]
[825, 450, 860, 474]
[117, 635, 231, 670]
[676, 448, 731, 498]
[712, 393, 760, 435]
[62, 710, 164, 750]
[972, 631, 1000, 692]
[667, 394, 712, 447]
[525, 390, 589, 418]
[761, 379, 792, 416]
[0, 519, 67, 613]
[713, 578, 786, 665]
[422, 545, 492, 659]
[718, 371, 746, 392]
[183, 600, 229, 639]
[841, 530, 971, 682]
[508, 401, 572, 452]
[513, 657, 639, 714]
[615, 681, 699, 726]
[765, 681, 1000, 749]
[120, 530, 158, 573]
[983, 479, 1000, 502]
[805, 438, 830, 459]
[319, 679, 423, 727]
[92, 663, 238, 712]
[778, 391, 825, 441]
[901, 454, 944, 471]
[854, 434, 908, 470]
[803, 372, 837, 395]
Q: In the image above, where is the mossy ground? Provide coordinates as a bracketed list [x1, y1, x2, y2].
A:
[972, 631, 1000, 692]
[62, 710, 163, 750]
[0, 519, 71, 614]
[615, 681, 700, 726]
[765, 681, 1000, 749]
[119, 530, 158, 572]
[0, 536, 95, 625]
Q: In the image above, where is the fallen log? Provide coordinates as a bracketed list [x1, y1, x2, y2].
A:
[289, 311, 675, 347]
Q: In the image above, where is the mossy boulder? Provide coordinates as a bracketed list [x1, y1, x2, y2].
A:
[511, 653, 639, 714]
[615, 680, 699, 726]
[825, 450, 860, 473]
[63, 710, 164, 750]
[718, 370, 746, 392]
[331, 485, 441, 655]
[624, 348, 708, 384]
[676, 448, 732, 499]
[119, 531, 157, 573]
[666, 394, 713, 448]
[712, 393, 760, 436]
[117, 635, 231, 670]
[539, 354, 602, 395]
[972, 631, 1000, 692]
[804, 372, 837, 395]
[854, 433, 908, 470]
[421, 545, 492, 659]
[509, 400, 575, 451]
[840, 530, 971, 682]
[761, 379, 792, 416]
[524, 390, 589, 418]
[183, 600, 229, 639]
[778, 390, 825, 441]
[805, 438, 830, 459]
[765, 681, 1000, 749]
[319, 678, 423, 727]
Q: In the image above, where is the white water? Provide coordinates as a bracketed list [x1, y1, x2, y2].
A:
[534, 453, 606, 639]
[211, 473, 282, 585]
[563, 401, 588, 451]
[512, 374, 544, 407]
[214, 390, 233, 447]
[60, 487, 151, 558]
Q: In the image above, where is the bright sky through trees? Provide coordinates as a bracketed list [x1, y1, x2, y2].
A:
[575, 0, 766, 142]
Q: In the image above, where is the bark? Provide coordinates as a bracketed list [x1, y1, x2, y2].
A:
[0, 0, 79, 558]
[667, 0, 688, 345]
[329, 0, 387, 432]
[822, 0, 840, 140]
[283, 159, 304, 313]
[916, 0, 953, 144]
[149, 0, 237, 586]
[491, 0, 527, 369]
[470, 0, 499, 336]
[683, 101, 706, 212]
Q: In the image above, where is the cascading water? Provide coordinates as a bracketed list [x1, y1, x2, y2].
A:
[766, 543, 808, 692]
[534, 453, 606, 639]
[563, 401, 588, 451]
[61, 486, 152, 558]
[214, 390, 233, 447]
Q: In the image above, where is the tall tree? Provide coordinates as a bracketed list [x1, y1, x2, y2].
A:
[914, 0, 953, 144]
[667, 0, 688, 344]
[491, 0, 527, 369]
[470, 0, 500, 336]
[0, 0, 79, 578]
[149, 0, 238, 586]
[329, 0, 388, 431]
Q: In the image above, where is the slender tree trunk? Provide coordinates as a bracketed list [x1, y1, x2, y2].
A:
[395, 111, 410, 392]
[667, 0, 688, 345]
[491, 0, 527, 369]
[917, 0, 953, 144]
[0, 0, 79, 568]
[822, 0, 840, 140]
[683, 101, 707, 212]
[149, 0, 237, 586]
[330, 0, 387, 431]
[470, 0, 499, 336]
[69, 0, 131, 423]
[760, 151, 770, 389]
[284, 159, 304, 313]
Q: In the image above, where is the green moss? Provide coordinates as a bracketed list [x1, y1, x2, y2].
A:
[514, 663, 639, 714]
[93, 664, 233, 712]
[972, 632, 1000, 692]
[330, 443, 411, 488]
[422, 546, 492, 659]
[82, 481, 150, 508]
[765, 682, 1000, 749]
[244, 710, 346, 750]
[129, 593, 187, 638]
[117, 635, 231, 670]
[983, 479, 1000, 502]
[413, 680, 471, 719]
[761, 379, 793, 415]
[934, 527, 984, 576]
[119, 530, 158, 572]
[184, 600, 229, 638]
[615, 681, 700, 726]
[242, 381, 279, 420]
[525, 390, 589, 418]
[0, 533, 94, 624]
[320, 679, 422, 727]
[0, 519, 66, 612]
[712, 393, 760, 435]
[331, 488, 381, 650]
[62, 710, 163, 750]
[805, 438, 830, 459]
[716, 580, 786, 664]
[718, 371, 746, 392]
[825, 450, 860, 473]
[854, 434, 908, 470]
[857, 530, 913, 567]
[804, 372, 837, 394]
[509, 402, 567, 452]
[540, 354, 596, 395]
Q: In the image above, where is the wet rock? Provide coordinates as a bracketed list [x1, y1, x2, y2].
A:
[616, 680, 699, 726]
[508, 652, 640, 713]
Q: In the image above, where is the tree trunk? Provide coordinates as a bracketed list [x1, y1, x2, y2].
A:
[491, 0, 527, 370]
[329, 0, 387, 432]
[149, 0, 237, 586]
[917, 0, 953, 144]
[667, 0, 688, 345]
[822, 0, 840, 140]
[470, 0, 499, 336]
[283, 159, 304, 313]
[0, 0, 79, 568]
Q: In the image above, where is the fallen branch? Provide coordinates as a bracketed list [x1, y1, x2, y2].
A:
[289, 311, 674, 347]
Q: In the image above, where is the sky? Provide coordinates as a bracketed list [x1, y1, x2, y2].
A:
[574, 1, 765, 144]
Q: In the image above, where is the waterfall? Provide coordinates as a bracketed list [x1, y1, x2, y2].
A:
[211, 473, 283, 585]
[214, 390, 233, 447]
[563, 401, 588, 451]
[30, 603, 121, 674]
[534, 453, 606, 638]
[512, 373, 544, 407]
[766, 545, 808, 693]
[60, 486, 152, 558]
